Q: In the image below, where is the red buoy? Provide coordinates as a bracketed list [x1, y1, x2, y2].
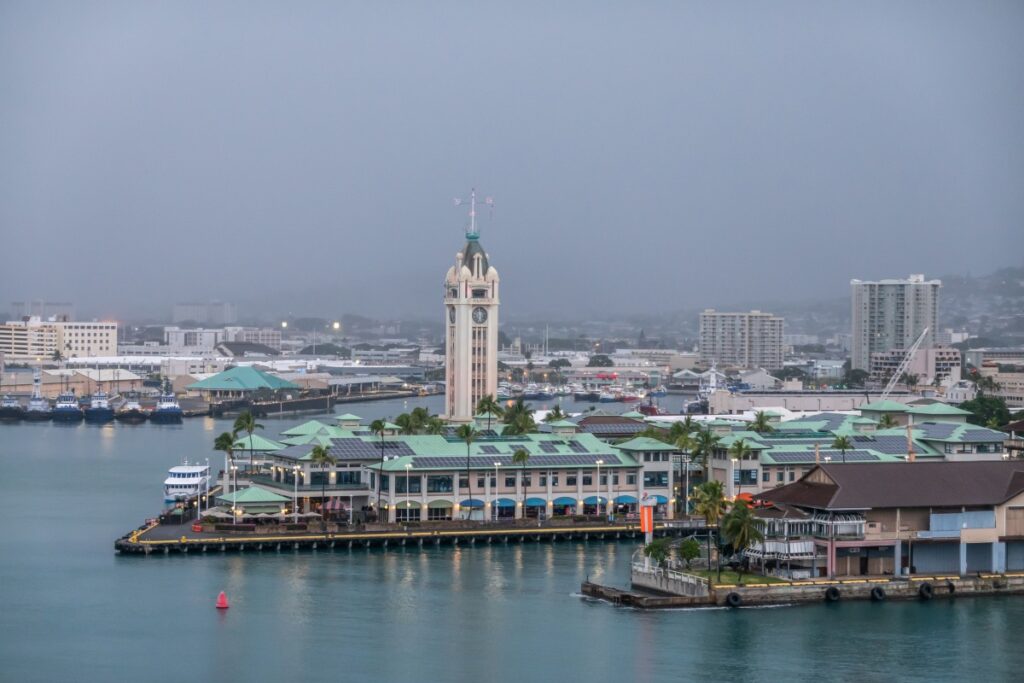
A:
[216, 591, 229, 609]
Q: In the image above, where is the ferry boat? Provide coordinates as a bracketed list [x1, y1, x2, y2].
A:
[23, 371, 51, 421]
[52, 390, 84, 422]
[84, 391, 115, 423]
[0, 395, 23, 420]
[163, 463, 211, 503]
[496, 382, 512, 400]
[115, 393, 150, 424]
[150, 392, 183, 424]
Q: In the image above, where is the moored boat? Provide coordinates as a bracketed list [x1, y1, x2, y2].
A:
[0, 395, 24, 421]
[84, 391, 115, 423]
[163, 463, 211, 503]
[52, 390, 84, 422]
[150, 392, 183, 424]
[23, 371, 51, 421]
[115, 394, 150, 423]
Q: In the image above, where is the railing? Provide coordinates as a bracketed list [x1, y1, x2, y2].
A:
[630, 548, 710, 596]
[249, 475, 369, 492]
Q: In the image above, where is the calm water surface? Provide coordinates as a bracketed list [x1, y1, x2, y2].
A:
[1, 396, 1022, 682]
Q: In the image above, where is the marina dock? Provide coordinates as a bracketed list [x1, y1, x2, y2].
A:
[115, 520, 687, 555]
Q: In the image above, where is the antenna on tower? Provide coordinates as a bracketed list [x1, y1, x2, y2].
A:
[453, 188, 494, 239]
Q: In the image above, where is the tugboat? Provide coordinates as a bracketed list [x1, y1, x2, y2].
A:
[52, 389, 84, 422]
[115, 393, 150, 424]
[23, 370, 52, 421]
[0, 395, 23, 420]
[84, 390, 115, 423]
[150, 391, 183, 424]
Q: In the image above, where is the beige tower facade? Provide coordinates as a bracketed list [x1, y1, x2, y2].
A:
[444, 230, 500, 422]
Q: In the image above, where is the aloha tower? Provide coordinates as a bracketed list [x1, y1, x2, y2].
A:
[444, 190, 500, 422]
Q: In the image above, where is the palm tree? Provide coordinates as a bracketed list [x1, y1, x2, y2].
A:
[878, 414, 898, 429]
[410, 406, 431, 430]
[475, 394, 503, 434]
[424, 416, 446, 435]
[721, 499, 764, 584]
[370, 419, 387, 518]
[502, 397, 537, 435]
[831, 435, 853, 464]
[310, 444, 337, 527]
[233, 410, 264, 472]
[692, 480, 728, 576]
[750, 410, 775, 434]
[213, 431, 236, 494]
[456, 424, 478, 521]
[666, 415, 697, 444]
[511, 448, 530, 518]
[692, 427, 722, 482]
[394, 413, 417, 435]
[674, 433, 696, 516]
[728, 438, 752, 497]
[542, 405, 566, 423]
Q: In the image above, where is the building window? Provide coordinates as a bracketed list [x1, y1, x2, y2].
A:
[550, 474, 559, 486]
[428, 475, 453, 493]
[643, 472, 669, 487]
[504, 476, 516, 487]
[458, 476, 468, 490]
[427, 507, 452, 521]
[395, 508, 418, 522]
[566, 475, 577, 486]
[582, 474, 592, 486]
[627, 474, 636, 485]
[539, 474, 547, 487]
[776, 470, 784, 483]
[763, 470, 771, 483]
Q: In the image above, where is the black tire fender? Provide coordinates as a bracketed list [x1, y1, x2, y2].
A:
[870, 586, 886, 602]
[825, 586, 840, 602]
[725, 592, 742, 608]
[918, 582, 934, 600]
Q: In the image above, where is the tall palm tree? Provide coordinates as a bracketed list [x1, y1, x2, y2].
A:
[370, 419, 387, 518]
[475, 394, 503, 434]
[692, 427, 722, 482]
[233, 410, 264, 472]
[542, 405, 566, 423]
[410, 406, 431, 430]
[674, 432, 696, 516]
[750, 410, 775, 434]
[310, 444, 337, 527]
[213, 431, 236, 494]
[728, 438, 752, 498]
[666, 415, 697, 443]
[878, 414, 898, 429]
[456, 424, 478, 521]
[394, 413, 416, 435]
[692, 480, 728, 575]
[721, 499, 764, 584]
[831, 435, 853, 464]
[511, 448, 530, 518]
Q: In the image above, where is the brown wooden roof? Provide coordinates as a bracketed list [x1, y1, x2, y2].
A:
[756, 461, 1024, 511]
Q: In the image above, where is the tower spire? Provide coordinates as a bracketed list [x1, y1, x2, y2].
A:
[454, 188, 493, 241]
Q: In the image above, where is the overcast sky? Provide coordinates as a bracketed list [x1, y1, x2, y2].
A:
[2, 1, 1022, 321]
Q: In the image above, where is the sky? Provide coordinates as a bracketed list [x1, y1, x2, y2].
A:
[1, 1, 1023, 321]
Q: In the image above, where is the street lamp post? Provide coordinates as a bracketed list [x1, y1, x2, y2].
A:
[683, 454, 691, 517]
[293, 465, 300, 524]
[494, 462, 501, 521]
[595, 459, 604, 516]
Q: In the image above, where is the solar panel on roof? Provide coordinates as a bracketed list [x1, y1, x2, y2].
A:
[413, 453, 624, 468]
[540, 442, 559, 453]
[479, 445, 499, 454]
[568, 440, 588, 453]
[918, 423, 958, 440]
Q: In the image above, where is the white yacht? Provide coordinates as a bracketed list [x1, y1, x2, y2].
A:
[163, 464, 211, 503]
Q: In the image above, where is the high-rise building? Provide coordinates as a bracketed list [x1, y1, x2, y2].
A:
[10, 301, 75, 320]
[172, 301, 237, 325]
[0, 317, 117, 361]
[850, 274, 940, 371]
[698, 310, 784, 370]
[444, 200, 500, 422]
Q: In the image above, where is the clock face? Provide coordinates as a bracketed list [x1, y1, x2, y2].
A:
[472, 307, 488, 324]
[448, 307, 456, 324]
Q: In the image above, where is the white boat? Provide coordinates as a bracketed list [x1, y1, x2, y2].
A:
[163, 464, 211, 503]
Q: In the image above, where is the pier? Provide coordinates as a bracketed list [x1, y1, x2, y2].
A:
[115, 520, 692, 555]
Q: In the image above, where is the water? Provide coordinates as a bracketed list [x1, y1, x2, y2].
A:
[2, 396, 1023, 682]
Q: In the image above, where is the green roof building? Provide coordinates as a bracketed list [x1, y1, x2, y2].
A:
[188, 366, 300, 399]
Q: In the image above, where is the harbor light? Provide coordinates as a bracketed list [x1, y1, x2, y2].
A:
[281, 321, 288, 329]
[332, 321, 340, 330]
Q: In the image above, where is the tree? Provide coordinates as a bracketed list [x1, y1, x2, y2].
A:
[542, 405, 566, 423]
[369, 419, 387, 517]
[643, 537, 672, 569]
[213, 431, 236, 494]
[587, 354, 613, 367]
[960, 396, 1010, 427]
[502, 397, 536, 435]
[721, 499, 764, 584]
[692, 427, 722, 482]
[831, 435, 853, 464]
[310, 444, 337, 527]
[728, 438, 753, 497]
[878, 414, 898, 429]
[900, 372, 920, 392]
[776, 367, 807, 382]
[548, 358, 571, 369]
[233, 410, 264, 471]
[677, 537, 701, 570]
[456, 424, 478, 521]
[844, 368, 869, 388]
[475, 394, 503, 434]
[512, 448, 530, 517]
[394, 413, 417, 435]
[692, 480, 727, 526]
[424, 416, 446, 435]
[750, 411, 775, 434]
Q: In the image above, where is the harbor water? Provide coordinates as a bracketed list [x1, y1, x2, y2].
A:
[2, 396, 1023, 682]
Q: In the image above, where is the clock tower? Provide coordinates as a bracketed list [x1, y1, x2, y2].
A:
[444, 191, 500, 422]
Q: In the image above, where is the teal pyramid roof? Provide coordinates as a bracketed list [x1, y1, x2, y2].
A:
[188, 366, 300, 392]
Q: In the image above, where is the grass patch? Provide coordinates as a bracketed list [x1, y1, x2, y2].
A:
[690, 570, 788, 585]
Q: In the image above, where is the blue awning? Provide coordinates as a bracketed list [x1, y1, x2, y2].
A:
[525, 497, 547, 507]
[614, 494, 638, 504]
[494, 498, 516, 508]
[583, 496, 608, 505]
[552, 496, 577, 506]
[460, 498, 485, 508]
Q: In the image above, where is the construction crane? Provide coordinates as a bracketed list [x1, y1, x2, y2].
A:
[879, 327, 929, 401]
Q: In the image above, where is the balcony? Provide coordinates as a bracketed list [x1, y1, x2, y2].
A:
[249, 474, 369, 493]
